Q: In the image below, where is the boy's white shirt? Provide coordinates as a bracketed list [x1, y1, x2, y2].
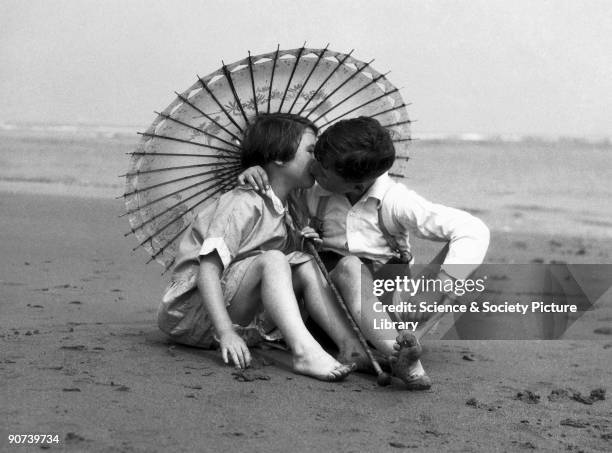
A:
[305, 173, 490, 279]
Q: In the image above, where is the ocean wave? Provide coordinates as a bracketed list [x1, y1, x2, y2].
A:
[0, 121, 142, 138]
[414, 132, 611, 146]
[0, 175, 122, 189]
[2, 121, 610, 146]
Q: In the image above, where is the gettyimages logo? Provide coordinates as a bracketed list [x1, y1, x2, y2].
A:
[362, 263, 612, 340]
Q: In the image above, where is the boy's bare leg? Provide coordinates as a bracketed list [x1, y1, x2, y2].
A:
[292, 261, 382, 372]
[330, 256, 431, 389]
[229, 250, 353, 382]
[328, 256, 397, 354]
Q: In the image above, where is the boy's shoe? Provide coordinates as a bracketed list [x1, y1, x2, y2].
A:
[401, 360, 432, 390]
[392, 331, 432, 390]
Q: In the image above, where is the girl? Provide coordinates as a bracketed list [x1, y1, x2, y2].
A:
[158, 113, 363, 382]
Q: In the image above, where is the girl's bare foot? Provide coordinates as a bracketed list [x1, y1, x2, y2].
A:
[293, 348, 355, 382]
[391, 331, 432, 390]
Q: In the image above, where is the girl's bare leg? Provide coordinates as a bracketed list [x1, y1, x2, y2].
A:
[292, 260, 382, 371]
[229, 250, 353, 382]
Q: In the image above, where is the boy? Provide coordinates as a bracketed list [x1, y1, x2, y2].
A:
[239, 116, 490, 389]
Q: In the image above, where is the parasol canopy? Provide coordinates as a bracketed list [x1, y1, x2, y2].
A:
[123, 45, 412, 268]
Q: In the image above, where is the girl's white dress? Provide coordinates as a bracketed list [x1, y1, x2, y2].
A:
[158, 186, 311, 348]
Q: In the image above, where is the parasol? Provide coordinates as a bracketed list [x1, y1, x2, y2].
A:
[122, 45, 412, 269]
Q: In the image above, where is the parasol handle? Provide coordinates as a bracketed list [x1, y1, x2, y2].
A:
[305, 241, 392, 386]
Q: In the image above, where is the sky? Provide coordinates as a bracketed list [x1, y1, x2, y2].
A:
[1, 0, 611, 136]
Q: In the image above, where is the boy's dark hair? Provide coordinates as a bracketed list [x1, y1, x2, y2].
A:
[314, 116, 395, 181]
[241, 113, 317, 168]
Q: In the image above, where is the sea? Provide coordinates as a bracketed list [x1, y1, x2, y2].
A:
[1, 121, 611, 238]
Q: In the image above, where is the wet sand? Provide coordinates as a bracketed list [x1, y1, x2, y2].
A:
[1, 192, 611, 452]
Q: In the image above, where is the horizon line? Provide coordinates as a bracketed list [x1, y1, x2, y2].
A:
[0, 120, 610, 143]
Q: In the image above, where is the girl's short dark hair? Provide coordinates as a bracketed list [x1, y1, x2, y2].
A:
[314, 116, 395, 182]
[241, 113, 317, 168]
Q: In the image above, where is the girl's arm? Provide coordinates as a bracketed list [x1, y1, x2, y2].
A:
[198, 252, 252, 369]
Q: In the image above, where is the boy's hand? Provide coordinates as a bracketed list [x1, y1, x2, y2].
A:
[218, 330, 252, 369]
[237, 166, 269, 192]
[300, 226, 322, 248]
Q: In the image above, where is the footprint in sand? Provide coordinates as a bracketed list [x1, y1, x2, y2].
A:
[560, 418, 589, 428]
[594, 327, 612, 335]
[232, 369, 271, 382]
[466, 397, 500, 411]
[515, 390, 540, 404]
[512, 241, 527, 250]
[2, 281, 26, 286]
[65, 432, 88, 444]
[389, 441, 419, 449]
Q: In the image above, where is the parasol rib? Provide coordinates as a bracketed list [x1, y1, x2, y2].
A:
[317, 88, 399, 128]
[145, 180, 235, 264]
[122, 167, 238, 217]
[221, 62, 250, 126]
[129, 151, 238, 161]
[129, 169, 240, 242]
[267, 45, 280, 113]
[175, 91, 242, 142]
[156, 111, 241, 150]
[278, 45, 306, 111]
[305, 59, 375, 120]
[135, 177, 236, 253]
[288, 45, 329, 113]
[124, 47, 412, 268]
[122, 164, 241, 198]
[379, 119, 412, 129]
[120, 162, 235, 178]
[247, 51, 259, 116]
[137, 132, 241, 156]
[311, 71, 389, 123]
[368, 102, 410, 120]
[197, 75, 244, 134]
[297, 49, 354, 116]
[146, 226, 187, 264]
[163, 257, 176, 272]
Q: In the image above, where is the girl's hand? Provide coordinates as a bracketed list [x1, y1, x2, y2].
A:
[237, 166, 269, 192]
[300, 226, 322, 248]
[218, 330, 252, 369]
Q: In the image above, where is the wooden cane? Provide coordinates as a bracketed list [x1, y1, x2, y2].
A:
[305, 242, 392, 386]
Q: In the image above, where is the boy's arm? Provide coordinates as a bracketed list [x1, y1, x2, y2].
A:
[197, 253, 252, 369]
[237, 165, 269, 192]
[390, 186, 490, 280]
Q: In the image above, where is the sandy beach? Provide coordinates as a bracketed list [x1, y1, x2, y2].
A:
[1, 133, 611, 452]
